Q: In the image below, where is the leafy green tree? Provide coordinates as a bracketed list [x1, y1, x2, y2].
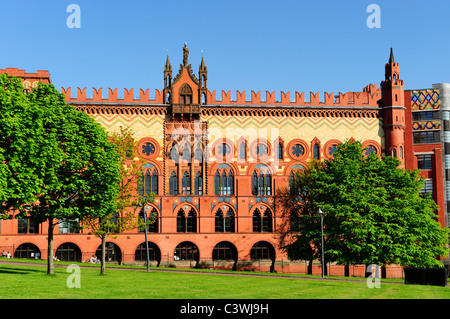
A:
[84, 127, 155, 274]
[276, 140, 449, 272]
[1, 78, 121, 275]
[0, 74, 44, 215]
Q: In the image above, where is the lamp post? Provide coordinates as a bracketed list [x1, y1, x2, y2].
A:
[318, 207, 325, 278]
[142, 204, 150, 272]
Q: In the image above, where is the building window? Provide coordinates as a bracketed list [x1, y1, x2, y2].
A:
[413, 131, 440, 144]
[238, 140, 246, 160]
[174, 241, 199, 261]
[420, 179, 433, 198]
[139, 165, 158, 196]
[250, 241, 275, 260]
[275, 141, 284, 160]
[186, 209, 197, 233]
[176, 210, 186, 233]
[214, 164, 234, 195]
[194, 171, 203, 195]
[417, 154, 433, 170]
[327, 144, 338, 158]
[18, 218, 39, 234]
[169, 171, 178, 195]
[139, 208, 159, 233]
[55, 243, 82, 262]
[365, 145, 377, 156]
[253, 208, 273, 232]
[135, 242, 161, 263]
[252, 164, 271, 196]
[212, 242, 238, 261]
[253, 210, 262, 232]
[215, 208, 235, 233]
[313, 143, 320, 159]
[412, 111, 440, 121]
[181, 171, 191, 195]
[58, 218, 79, 234]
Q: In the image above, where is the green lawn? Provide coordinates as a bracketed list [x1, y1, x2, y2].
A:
[0, 261, 448, 299]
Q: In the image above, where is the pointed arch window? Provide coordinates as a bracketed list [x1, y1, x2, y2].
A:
[215, 208, 235, 233]
[169, 171, 178, 195]
[194, 171, 203, 195]
[252, 164, 271, 196]
[313, 143, 320, 159]
[214, 164, 234, 195]
[186, 209, 197, 233]
[139, 164, 158, 196]
[275, 140, 284, 160]
[176, 210, 186, 232]
[182, 171, 191, 195]
[253, 209, 262, 232]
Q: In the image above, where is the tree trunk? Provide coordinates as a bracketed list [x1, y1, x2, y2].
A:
[47, 217, 54, 275]
[101, 234, 106, 275]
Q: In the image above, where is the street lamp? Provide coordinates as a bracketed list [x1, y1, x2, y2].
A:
[142, 204, 150, 272]
[318, 207, 325, 278]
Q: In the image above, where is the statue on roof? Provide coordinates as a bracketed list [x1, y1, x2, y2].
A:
[183, 42, 189, 66]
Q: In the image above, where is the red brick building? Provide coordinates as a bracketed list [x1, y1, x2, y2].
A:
[0, 46, 448, 276]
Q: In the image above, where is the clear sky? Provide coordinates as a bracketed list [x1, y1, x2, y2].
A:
[1, 0, 449, 98]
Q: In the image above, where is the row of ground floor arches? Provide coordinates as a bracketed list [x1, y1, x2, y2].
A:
[12, 240, 277, 266]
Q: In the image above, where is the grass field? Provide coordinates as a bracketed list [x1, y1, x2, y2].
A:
[0, 260, 449, 299]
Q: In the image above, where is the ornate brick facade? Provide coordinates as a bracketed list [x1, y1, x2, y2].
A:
[0, 46, 447, 274]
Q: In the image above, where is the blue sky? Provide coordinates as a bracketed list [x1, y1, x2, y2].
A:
[1, 0, 449, 98]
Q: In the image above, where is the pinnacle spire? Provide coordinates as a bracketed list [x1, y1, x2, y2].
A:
[164, 53, 172, 72]
[388, 47, 395, 64]
[199, 55, 207, 73]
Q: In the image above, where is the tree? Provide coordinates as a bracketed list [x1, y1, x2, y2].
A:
[276, 139, 449, 271]
[84, 127, 155, 274]
[0, 74, 44, 216]
[1, 79, 121, 275]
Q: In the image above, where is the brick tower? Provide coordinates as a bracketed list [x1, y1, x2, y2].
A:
[381, 48, 405, 166]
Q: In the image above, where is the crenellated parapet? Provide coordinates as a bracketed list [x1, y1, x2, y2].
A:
[61, 85, 380, 107]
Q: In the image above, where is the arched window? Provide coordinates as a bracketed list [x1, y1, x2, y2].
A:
[253, 209, 262, 232]
[262, 211, 273, 232]
[252, 164, 271, 196]
[250, 241, 275, 261]
[176, 210, 186, 233]
[275, 141, 284, 160]
[95, 242, 122, 264]
[135, 242, 161, 264]
[148, 208, 158, 233]
[179, 84, 193, 105]
[194, 143, 203, 162]
[289, 164, 304, 189]
[212, 242, 238, 261]
[139, 164, 158, 196]
[186, 209, 197, 233]
[238, 140, 246, 160]
[214, 164, 234, 195]
[169, 171, 178, 195]
[182, 171, 191, 195]
[215, 208, 235, 233]
[181, 143, 191, 162]
[56, 243, 82, 262]
[194, 171, 203, 195]
[139, 209, 158, 233]
[225, 211, 235, 233]
[14, 243, 41, 259]
[313, 143, 320, 159]
[174, 241, 199, 261]
[215, 210, 224, 232]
